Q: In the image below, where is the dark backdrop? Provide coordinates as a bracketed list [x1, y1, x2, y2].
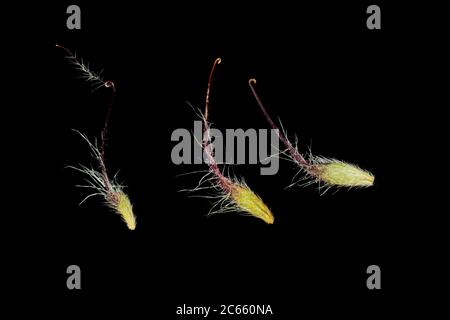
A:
[14, 1, 441, 317]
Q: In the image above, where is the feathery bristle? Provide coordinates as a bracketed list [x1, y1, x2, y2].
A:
[70, 131, 137, 230]
[248, 78, 375, 191]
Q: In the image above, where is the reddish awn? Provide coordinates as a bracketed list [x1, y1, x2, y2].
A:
[248, 79, 374, 194]
[57, 44, 136, 230]
[185, 59, 274, 224]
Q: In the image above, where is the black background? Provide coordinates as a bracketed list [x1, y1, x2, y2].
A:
[12, 0, 444, 317]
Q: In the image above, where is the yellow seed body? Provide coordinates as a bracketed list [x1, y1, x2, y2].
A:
[116, 191, 136, 230]
[317, 161, 374, 187]
[230, 184, 274, 224]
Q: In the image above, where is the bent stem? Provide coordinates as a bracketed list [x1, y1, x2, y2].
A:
[57, 44, 136, 229]
[248, 78, 374, 190]
[188, 59, 274, 224]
